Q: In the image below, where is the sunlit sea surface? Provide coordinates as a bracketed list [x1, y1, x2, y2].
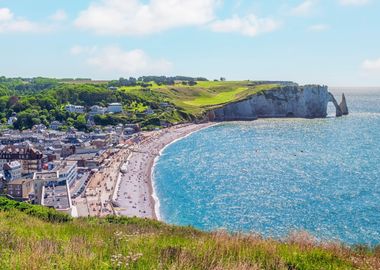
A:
[153, 90, 380, 245]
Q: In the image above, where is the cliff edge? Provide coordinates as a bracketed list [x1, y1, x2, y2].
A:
[208, 85, 347, 121]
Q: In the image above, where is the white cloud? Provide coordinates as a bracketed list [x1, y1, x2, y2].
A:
[0, 8, 13, 21]
[308, 24, 330, 32]
[72, 45, 172, 75]
[339, 0, 369, 6]
[50, 10, 67, 21]
[75, 0, 220, 35]
[291, 0, 317, 16]
[0, 7, 53, 33]
[209, 15, 280, 37]
[361, 57, 380, 73]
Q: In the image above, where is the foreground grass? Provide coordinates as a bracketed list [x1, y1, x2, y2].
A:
[1, 208, 380, 270]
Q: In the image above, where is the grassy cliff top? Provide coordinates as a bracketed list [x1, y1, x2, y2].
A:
[0, 197, 379, 270]
[120, 81, 279, 116]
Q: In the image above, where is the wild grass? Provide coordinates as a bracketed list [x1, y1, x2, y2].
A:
[0, 196, 71, 223]
[1, 204, 380, 269]
[183, 87, 249, 106]
[119, 81, 279, 116]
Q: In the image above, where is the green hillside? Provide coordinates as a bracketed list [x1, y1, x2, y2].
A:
[0, 77, 279, 131]
[0, 197, 379, 270]
[119, 81, 278, 116]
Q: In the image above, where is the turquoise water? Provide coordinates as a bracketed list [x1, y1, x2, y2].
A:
[154, 92, 380, 245]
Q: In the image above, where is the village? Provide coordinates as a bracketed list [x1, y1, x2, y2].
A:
[0, 112, 146, 217]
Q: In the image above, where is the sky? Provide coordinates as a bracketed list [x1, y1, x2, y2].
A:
[0, 0, 379, 86]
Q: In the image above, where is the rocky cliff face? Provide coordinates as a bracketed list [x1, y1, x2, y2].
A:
[209, 85, 346, 121]
[339, 93, 349, 115]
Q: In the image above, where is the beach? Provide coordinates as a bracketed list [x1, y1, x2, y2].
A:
[114, 123, 215, 219]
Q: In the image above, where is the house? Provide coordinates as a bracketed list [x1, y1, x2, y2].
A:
[7, 178, 34, 201]
[0, 145, 43, 174]
[91, 139, 107, 149]
[0, 158, 7, 175]
[66, 152, 104, 169]
[160, 121, 172, 128]
[89, 105, 107, 116]
[0, 173, 5, 193]
[65, 104, 85, 113]
[7, 116, 17, 126]
[107, 103, 123, 113]
[124, 127, 136, 135]
[3, 161, 22, 181]
[32, 124, 47, 132]
[125, 124, 141, 132]
[35, 160, 78, 187]
[49, 121, 62, 130]
[115, 124, 123, 134]
[144, 108, 154, 115]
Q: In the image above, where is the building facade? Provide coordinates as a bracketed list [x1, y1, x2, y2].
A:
[107, 103, 123, 113]
[65, 104, 85, 113]
[0, 145, 43, 174]
[7, 179, 34, 201]
[89, 105, 107, 116]
[3, 161, 22, 181]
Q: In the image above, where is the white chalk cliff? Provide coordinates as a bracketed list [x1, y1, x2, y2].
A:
[208, 85, 347, 121]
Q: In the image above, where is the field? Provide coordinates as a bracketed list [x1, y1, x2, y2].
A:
[0, 197, 379, 270]
[120, 81, 279, 116]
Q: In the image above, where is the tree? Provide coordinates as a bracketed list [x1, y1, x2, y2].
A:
[66, 117, 75, 127]
[13, 109, 39, 130]
[74, 114, 87, 131]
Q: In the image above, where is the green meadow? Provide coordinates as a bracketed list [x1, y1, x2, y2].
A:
[0, 197, 379, 270]
[120, 81, 279, 116]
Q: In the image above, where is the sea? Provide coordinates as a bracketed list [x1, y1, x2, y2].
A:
[153, 88, 380, 246]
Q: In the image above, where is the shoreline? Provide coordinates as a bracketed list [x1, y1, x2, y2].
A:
[114, 122, 216, 219]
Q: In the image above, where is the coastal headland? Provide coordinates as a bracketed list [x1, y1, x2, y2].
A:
[80, 84, 348, 220]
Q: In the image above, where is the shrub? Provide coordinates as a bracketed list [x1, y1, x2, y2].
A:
[0, 196, 71, 223]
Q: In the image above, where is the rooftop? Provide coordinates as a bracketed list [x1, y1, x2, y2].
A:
[3, 161, 21, 170]
[43, 185, 71, 210]
[8, 178, 33, 185]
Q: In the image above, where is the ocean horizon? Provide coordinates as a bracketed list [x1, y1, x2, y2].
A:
[153, 89, 380, 246]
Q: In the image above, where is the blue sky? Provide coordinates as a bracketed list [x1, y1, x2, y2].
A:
[0, 0, 379, 86]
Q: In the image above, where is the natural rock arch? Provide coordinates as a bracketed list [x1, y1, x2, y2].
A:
[328, 92, 343, 117]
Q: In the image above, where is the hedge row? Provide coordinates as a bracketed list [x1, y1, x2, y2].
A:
[0, 196, 72, 223]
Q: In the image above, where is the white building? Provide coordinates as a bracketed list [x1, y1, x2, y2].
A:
[3, 161, 22, 181]
[57, 161, 78, 187]
[50, 121, 62, 130]
[7, 116, 17, 126]
[89, 105, 107, 116]
[107, 103, 123, 113]
[33, 160, 78, 204]
[65, 104, 85, 114]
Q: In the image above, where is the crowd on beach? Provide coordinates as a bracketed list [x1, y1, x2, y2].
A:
[114, 123, 214, 219]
